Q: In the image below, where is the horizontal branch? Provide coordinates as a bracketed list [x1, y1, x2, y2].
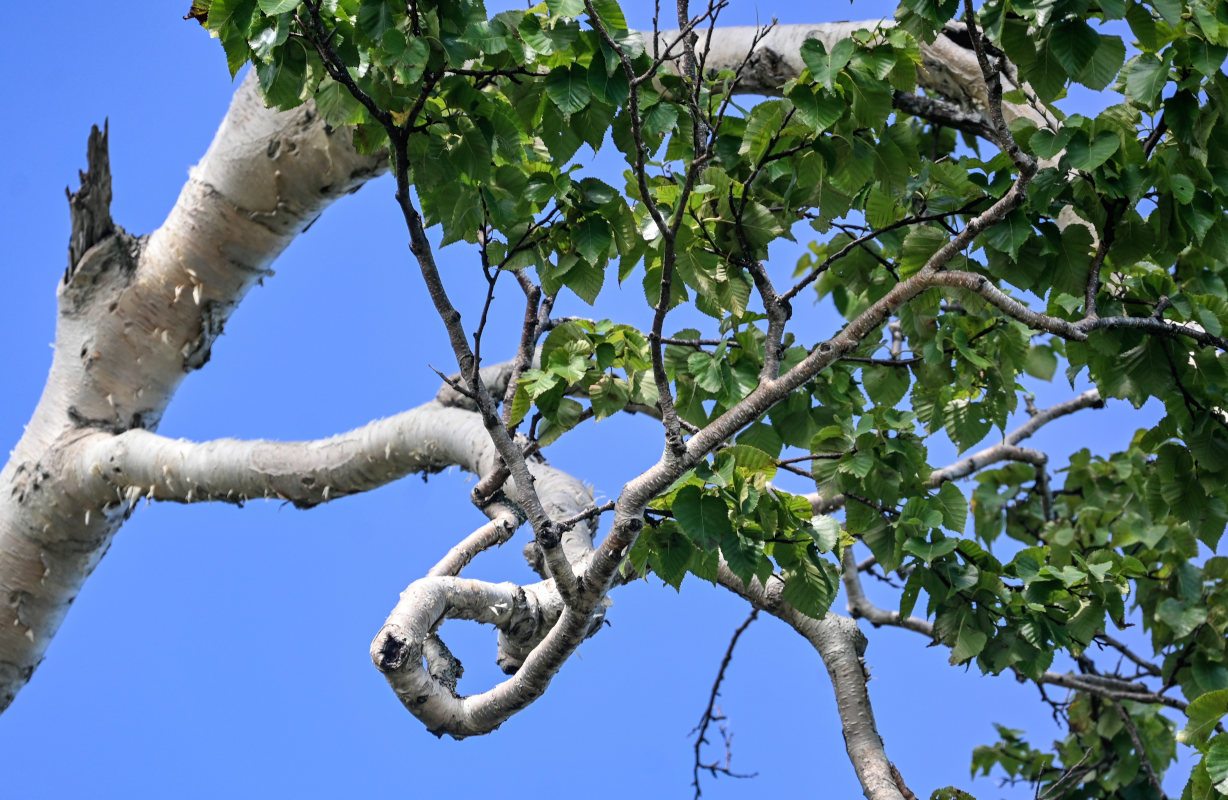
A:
[929, 271, 1087, 340]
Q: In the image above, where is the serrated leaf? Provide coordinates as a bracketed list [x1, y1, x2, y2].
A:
[1048, 19, 1100, 75]
[672, 485, 732, 550]
[983, 210, 1032, 258]
[1121, 50, 1171, 109]
[256, 37, 308, 109]
[574, 216, 613, 264]
[944, 398, 991, 452]
[1066, 131, 1119, 171]
[863, 365, 910, 408]
[739, 101, 785, 163]
[1207, 736, 1228, 794]
[1157, 597, 1208, 638]
[1077, 34, 1126, 90]
[546, 0, 584, 17]
[589, 374, 629, 420]
[805, 515, 842, 552]
[648, 523, 696, 589]
[357, 0, 398, 39]
[801, 37, 854, 88]
[782, 555, 838, 618]
[724, 444, 776, 475]
[545, 64, 592, 115]
[936, 482, 968, 533]
[936, 605, 988, 663]
[735, 201, 785, 257]
[721, 528, 769, 585]
[788, 86, 845, 132]
[1182, 689, 1228, 748]
[900, 224, 949, 277]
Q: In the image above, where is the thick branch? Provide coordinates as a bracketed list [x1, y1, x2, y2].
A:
[0, 75, 383, 710]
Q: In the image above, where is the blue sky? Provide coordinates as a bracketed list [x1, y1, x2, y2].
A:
[0, 2, 1191, 798]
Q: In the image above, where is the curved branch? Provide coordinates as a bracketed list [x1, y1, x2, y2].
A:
[0, 74, 383, 710]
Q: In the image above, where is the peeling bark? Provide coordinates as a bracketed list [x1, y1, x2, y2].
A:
[0, 74, 381, 710]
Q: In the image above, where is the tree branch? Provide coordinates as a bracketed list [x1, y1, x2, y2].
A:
[714, 562, 906, 800]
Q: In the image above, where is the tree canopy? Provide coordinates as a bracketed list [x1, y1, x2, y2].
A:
[3, 0, 1228, 797]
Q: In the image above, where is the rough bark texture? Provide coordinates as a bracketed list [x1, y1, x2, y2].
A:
[0, 74, 382, 710]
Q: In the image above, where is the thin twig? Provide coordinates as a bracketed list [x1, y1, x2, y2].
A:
[691, 609, 760, 798]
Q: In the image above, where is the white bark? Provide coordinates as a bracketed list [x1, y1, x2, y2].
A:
[0, 20, 1060, 795]
[716, 562, 907, 800]
[0, 75, 382, 709]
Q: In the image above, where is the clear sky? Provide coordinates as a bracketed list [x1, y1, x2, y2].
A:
[0, 2, 1189, 798]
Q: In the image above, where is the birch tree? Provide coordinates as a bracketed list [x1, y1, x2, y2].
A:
[3, 0, 1228, 796]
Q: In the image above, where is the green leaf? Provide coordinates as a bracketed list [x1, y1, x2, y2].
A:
[257, 0, 298, 12]
[561, 258, 605, 304]
[787, 86, 845, 132]
[1157, 597, 1208, 638]
[647, 522, 696, 589]
[944, 398, 991, 452]
[935, 483, 968, 533]
[1121, 50, 1172, 109]
[546, 0, 585, 17]
[314, 79, 365, 127]
[672, 485, 732, 550]
[781, 554, 838, 618]
[357, 0, 398, 39]
[1207, 737, 1228, 794]
[724, 444, 776, 475]
[1024, 346, 1058, 381]
[903, 535, 959, 562]
[739, 102, 785, 164]
[1153, 0, 1182, 25]
[805, 515, 842, 552]
[900, 224, 949, 277]
[863, 365, 910, 408]
[587, 0, 628, 31]
[1182, 689, 1228, 748]
[1077, 34, 1126, 90]
[800, 38, 854, 88]
[983, 210, 1032, 258]
[1048, 19, 1101, 75]
[721, 528, 769, 585]
[736, 201, 786, 258]
[588, 374, 629, 420]
[1065, 131, 1119, 171]
[545, 65, 592, 115]
[936, 605, 989, 663]
[574, 216, 613, 264]
[256, 37, 309, 109]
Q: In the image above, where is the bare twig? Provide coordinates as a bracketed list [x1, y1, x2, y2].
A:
[691, 609, 760, 798]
